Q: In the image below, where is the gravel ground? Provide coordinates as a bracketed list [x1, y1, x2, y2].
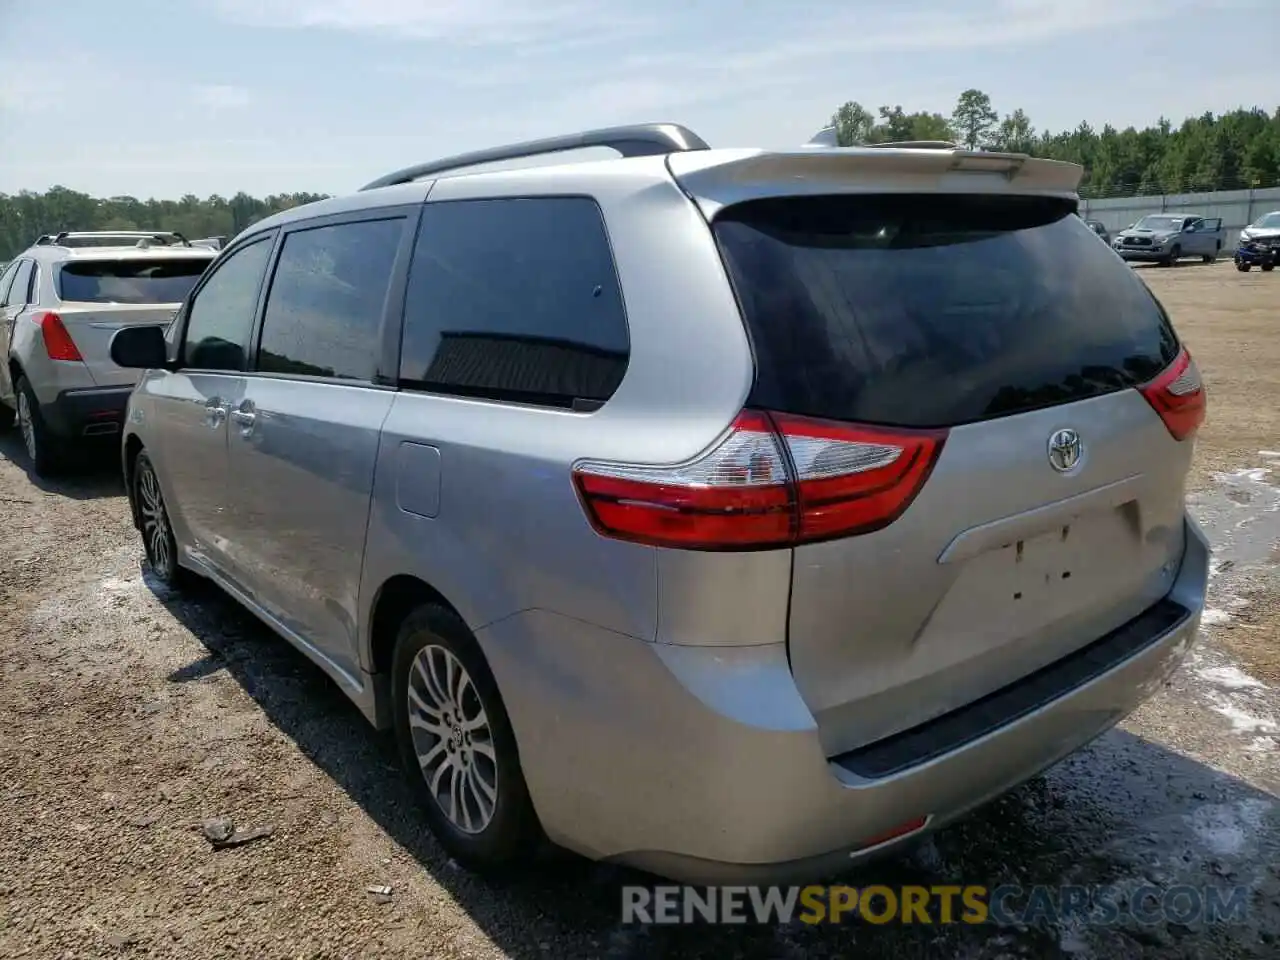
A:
[1, 261, 1278, 959]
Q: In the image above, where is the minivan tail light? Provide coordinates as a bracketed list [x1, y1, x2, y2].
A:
[38, 312, 83, 362]
[572, 411, 947, 550]
[772, 413, 947, 541]
[1139, 348, 1205, 441]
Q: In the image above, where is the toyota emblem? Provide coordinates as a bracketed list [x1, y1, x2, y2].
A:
[1047, 428, 1083, 472]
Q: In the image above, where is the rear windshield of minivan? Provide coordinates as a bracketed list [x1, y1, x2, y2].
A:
[57, 258, 210, 304]
[713, 194, 1179, 429]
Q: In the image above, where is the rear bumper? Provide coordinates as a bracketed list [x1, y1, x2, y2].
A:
[39, 386, 133, 439]
[481, 515, 1209, 884]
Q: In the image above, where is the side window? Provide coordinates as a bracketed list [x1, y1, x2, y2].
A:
[256, 217, 404, 381]
[0, 261, 19, 306]
[25, 263, 39, 304]
[182, 236, 274, 371]
[1203, 218, 1222, 232]
[400, 197, 629, 409]
[3, 261, 33, 308]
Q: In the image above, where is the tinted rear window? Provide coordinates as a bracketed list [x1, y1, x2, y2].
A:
[714, 195, 1179, 429]
[57, 259, 210, 304]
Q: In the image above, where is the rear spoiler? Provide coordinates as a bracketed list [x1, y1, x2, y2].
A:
[803, 126, 960, 152]
[668, 142, 1082, 218]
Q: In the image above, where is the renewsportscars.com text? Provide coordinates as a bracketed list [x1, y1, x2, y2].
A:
[621, 883, 1250, 926]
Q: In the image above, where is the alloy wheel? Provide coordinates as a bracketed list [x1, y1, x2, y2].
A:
[17, 391, 36, 462]
[137, 461, 173, 576]
[406, 644, 499, 834]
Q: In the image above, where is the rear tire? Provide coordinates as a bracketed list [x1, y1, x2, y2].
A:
[391, 603, 541, 874]
[15, 376, 64, 477]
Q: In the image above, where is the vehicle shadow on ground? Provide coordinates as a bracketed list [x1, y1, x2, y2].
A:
[0, 432, 124, 500]
[152, 575, 1279, 960]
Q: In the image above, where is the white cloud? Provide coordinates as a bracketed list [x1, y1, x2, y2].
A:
[363, 0, 1199, 128]
[209, 0, 653, 48]
[192, 84, 253, 110]
[213, 0, 1192, 57]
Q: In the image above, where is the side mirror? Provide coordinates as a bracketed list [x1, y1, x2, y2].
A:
[110, 324, 169, 370]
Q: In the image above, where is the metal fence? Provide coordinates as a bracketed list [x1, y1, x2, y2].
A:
[1079, 187, 1280, 247]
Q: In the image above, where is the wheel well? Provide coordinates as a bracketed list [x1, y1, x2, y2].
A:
[124, 435, 143, 478]
[123, 436, 144, 525]
[368, 575, 465, 676]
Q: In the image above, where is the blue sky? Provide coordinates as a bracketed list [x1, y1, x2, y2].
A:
[1, 0, 1276, 199]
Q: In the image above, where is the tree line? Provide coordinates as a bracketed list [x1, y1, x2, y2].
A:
[0, 190, 328, 261]
[2, 93, 1278, 259]
[831, 91, 1280, 199]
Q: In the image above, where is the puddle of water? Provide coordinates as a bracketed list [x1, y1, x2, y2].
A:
[1185, 799, 1274, 856]
[1210, 696, 1278, 734]
[1189, 466, 1280, 569]
[1197, 664, 1267, 690]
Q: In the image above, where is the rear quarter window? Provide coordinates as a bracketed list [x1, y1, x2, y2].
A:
[399, 196, 629, 410]
[58, 258, 212, 305]
[714, 194, 1179, 428]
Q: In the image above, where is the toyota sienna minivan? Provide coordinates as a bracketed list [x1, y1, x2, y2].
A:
[110, 123, 1209, 883]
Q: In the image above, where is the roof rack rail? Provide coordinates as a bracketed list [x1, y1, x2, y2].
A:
[35, 230, 191, 248]
[359, 122, 710, 191]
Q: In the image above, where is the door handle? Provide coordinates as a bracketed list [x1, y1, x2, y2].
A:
[230, 401, 257, 436]
[204, 399, 227, 427]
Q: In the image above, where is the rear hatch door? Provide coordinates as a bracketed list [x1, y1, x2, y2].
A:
[56, 255, 211, 386]
[683, 157, 1196, 759]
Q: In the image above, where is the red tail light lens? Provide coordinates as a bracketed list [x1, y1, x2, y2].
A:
[572, 411, 947, 550]
[1139, 348, 1205, 441]
[38, 312, 83, 362]
[772, 413, 947, 541]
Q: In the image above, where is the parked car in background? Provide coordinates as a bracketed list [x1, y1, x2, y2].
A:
[1083, 218, 1110, 244]
[1234, 211, 1280, 272]
[0, 231, 216, 474]
[111, 124, 1208, 884]
[1113, 214, 1224, 265]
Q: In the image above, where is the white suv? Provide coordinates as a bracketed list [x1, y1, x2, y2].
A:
[0, 231, 216, 474]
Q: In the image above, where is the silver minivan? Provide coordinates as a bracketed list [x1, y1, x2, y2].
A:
[111, 124, 1210, 883]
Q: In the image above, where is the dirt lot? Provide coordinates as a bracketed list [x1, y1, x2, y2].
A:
[1, 261, 1278, 959]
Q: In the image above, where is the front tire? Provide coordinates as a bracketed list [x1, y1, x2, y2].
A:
[1162, 245, 1181, 267]
[1237, 262, 1251, 272]
[133, 450, 185, 587]
[15, 376, 64, 477]
[1263, 262, 1276, 273]
[0, 402, 13, 431]
[392, 603, 541, 873]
